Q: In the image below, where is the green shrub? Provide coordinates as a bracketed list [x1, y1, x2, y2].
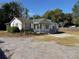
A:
[7, 27, 20, 33]
[24, 29, 33, 34]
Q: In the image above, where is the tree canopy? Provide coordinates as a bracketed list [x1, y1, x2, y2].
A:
[32, 15, 41, 19]
[72, 0, 79, 26]
[43, 9, 64, 23]
[72, 0, 79, 18]
[0, 1, 28, 23]
[43, 9, 73, 27]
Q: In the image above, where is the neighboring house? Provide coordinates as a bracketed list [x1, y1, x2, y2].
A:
[10, 17, 22, 30]
[10, 17, 31, 31]
[10, 17, 58, 33]
[31, 18, 58, 33]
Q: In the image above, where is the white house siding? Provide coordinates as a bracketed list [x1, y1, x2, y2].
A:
[10, 18, 22, 30]
[32, 23, 50, 33]
[49, 23, 58, 33]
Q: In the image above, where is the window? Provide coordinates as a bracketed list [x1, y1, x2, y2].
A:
[37, 24, 39, 29]
[45, 24, 49, 29]
[34, 24, 36, 29]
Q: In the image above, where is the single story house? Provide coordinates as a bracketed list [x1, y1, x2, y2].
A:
[9, 17, 58, 33]
[31, 18, 58, 33]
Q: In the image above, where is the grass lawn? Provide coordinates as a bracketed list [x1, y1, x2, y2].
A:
[33, 35, 79, 46]
[0, 31, 33, 37]
[59, 28, 79, 35]
[33, 28, 79, 46]
[0, 28, 79, 46]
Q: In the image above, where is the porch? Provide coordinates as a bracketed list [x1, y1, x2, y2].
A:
[32, 23, 50, 33]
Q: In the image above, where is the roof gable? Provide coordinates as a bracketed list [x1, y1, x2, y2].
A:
[10, 17, 32, 24]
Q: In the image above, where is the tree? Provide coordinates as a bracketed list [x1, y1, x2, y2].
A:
[43, 9, 64, 23]
[0, 1, 28, 30]
[32, 15, 41, 19]
[43, 10, 52, 19]
[2, 2, 23, 23]
[63, 13, 72, 23]
[43, 9, 74, 27]
[72, 0, 79, 18]
[63, 13, 73, 27]
[0, 1, 28, 23]
[72, 0, 79, 26]
[52, 9, 63, 22]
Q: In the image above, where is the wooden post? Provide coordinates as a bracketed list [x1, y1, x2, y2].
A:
[39, 24, 40, 32]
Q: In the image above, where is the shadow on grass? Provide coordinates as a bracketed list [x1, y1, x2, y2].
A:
[49, 31, 65, 34]
[34, 33, 47, 36]
[33, 31, 65, 36]
[0, 48, 7, 59]
[55, 31, 65, 34]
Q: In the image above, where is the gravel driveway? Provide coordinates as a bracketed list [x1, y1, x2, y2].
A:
[0, 37, 79, 59]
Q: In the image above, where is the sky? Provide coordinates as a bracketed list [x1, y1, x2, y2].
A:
[0, 0, 77, 16]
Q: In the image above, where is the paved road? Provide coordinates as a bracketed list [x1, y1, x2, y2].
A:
[0, 37, 79, 59]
